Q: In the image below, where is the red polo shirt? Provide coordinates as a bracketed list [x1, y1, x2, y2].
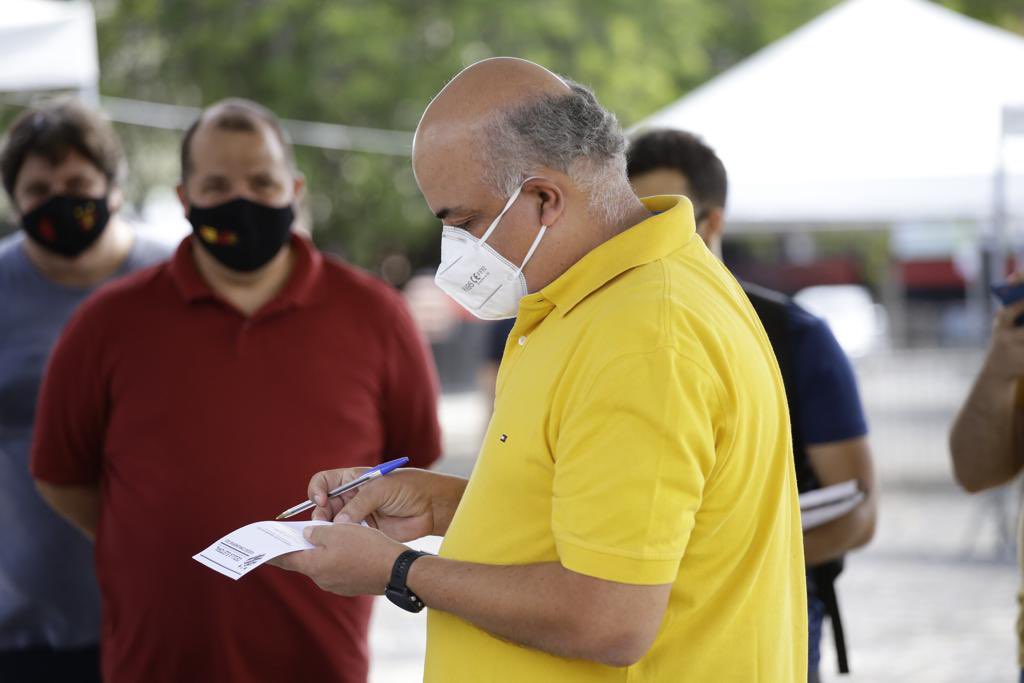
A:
[31, 235, 442, 683]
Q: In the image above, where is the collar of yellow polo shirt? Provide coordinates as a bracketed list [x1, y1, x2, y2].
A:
[425, 194, 806, 683]
[513, 194, 688, 321]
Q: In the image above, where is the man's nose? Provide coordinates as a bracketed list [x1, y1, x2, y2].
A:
[232, 187, 264, 203]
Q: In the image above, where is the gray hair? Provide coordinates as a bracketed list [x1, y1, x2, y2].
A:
[480, 79, 632, 224]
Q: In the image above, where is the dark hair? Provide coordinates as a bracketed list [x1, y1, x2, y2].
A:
[626, 129, 727, 210]
[180, 98, 295, 181]
[1, 97, 125, 200]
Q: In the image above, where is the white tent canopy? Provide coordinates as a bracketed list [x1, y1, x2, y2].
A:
[0, 0, 98, 95]
[636, 0, 1024, 227]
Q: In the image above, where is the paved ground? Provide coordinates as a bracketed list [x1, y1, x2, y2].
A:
[367, 347, 1024, 682]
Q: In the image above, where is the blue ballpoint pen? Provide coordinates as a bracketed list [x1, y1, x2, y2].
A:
[274, 457, 410, 520]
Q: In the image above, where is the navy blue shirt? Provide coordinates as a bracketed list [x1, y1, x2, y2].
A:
[0, 230, 170, 650]
[785, 300, 868, 445]
[486, 318, 516, 366]
[486, 301, 867, 445]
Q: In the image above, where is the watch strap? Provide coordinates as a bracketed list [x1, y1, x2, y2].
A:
[386, 549, 430, 612]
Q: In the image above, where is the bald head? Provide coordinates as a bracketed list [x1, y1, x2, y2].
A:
[413, 57, 631, 226]
[416, 57, 570, 145]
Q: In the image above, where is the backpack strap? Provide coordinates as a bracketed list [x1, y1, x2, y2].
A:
[811, 562, 849, 674]
[742, 282, 850, 675]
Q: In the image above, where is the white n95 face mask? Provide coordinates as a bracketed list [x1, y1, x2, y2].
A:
[434, 180, 547, 321]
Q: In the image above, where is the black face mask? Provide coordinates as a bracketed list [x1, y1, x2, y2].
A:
[187, 198, 294, 273]
[21, 195, 111, 258]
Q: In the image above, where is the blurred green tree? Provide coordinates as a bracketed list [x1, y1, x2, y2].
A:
[92, 0, 842, 269]
[88, 0, 1019, 271]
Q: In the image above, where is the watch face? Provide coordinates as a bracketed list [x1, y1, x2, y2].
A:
[386, 586, 425, 613]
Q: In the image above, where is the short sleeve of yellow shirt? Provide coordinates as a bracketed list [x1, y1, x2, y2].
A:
[552, 347, 719, 586]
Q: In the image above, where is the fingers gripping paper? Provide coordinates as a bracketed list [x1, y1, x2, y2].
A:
[193, 520, 331, 580]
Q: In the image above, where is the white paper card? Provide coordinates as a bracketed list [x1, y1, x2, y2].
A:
[799, 480, 865, 531]
[193, 520, 331, 580]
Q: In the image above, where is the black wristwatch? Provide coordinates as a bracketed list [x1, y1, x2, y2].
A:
[385, 550, 431, 613]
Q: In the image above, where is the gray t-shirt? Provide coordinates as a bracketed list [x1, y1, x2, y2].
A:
[0, 229, 172, 650]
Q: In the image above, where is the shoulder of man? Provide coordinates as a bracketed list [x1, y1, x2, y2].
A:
[569, 260, 726, 385]
[784, 298, 838, 352]
[784, 297, 868, 441]
[0, 231, 24, 274]
[741, 280, 790, 309]
[317, 250, 409, 313]
[78, 252, 172, 328]
[125, 229, 176, 270]
[0, 229, 21, 254]
[742, 285, 846, 374]
[741, 281, 792, 340]
[740, 281, 838, 347]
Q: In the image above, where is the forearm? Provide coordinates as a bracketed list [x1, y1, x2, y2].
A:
[428, 474, 469, 536]
[804, 496, 876, 566]
[950, 369, 1023, 492]
[406, 557, 648, 667]
[34, 481, 99, 540]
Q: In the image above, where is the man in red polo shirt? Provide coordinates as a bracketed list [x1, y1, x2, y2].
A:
[30, 98, 442, 682]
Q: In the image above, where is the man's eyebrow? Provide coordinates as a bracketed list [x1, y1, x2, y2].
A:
[434, 206, 466, 221]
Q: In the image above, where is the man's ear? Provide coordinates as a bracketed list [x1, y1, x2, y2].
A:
[524, 177, 565, 229]
[699, 207, 725, 247]
[698, 207, 726, 259]
[292, 172, 306, 202]
[107, 187, 125, 215]
[7, 194, 23, 221]
[176, 183, 188, 215]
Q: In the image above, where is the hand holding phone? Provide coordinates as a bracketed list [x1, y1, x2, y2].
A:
[992, 280, 1024, 326]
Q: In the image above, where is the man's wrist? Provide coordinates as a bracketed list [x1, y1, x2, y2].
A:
[405, 553, 438, 603]
[385, 549, 433, 612]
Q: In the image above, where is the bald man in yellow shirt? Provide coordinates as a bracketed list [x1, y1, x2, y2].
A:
[275, 58, 806, 682]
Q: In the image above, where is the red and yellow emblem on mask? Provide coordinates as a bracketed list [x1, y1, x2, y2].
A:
[37, 217, 57, 243]
[199, 225, 239, 246]
[73, 202, 97, 231]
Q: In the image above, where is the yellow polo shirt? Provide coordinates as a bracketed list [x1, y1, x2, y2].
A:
[424, 196, 806, 682]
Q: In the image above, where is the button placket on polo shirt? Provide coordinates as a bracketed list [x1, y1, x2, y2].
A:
[234, 317, 255, 353]
[495, 296, 552, 397]
[233, 301, 298, 355]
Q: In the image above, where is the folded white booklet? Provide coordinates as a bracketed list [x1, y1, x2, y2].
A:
[799, 480, 864, 531]
[193, 520, 331, 580]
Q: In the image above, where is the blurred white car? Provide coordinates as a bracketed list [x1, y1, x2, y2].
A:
[793, 284, 888, 358]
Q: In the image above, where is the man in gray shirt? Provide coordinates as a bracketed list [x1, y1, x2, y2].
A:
[0, 98, 169, 681]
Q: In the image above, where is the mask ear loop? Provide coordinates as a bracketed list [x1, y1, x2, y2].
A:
[514, 224, 547, 278]
[477, 184, 523, 245]
[478, 176, 543, 246]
